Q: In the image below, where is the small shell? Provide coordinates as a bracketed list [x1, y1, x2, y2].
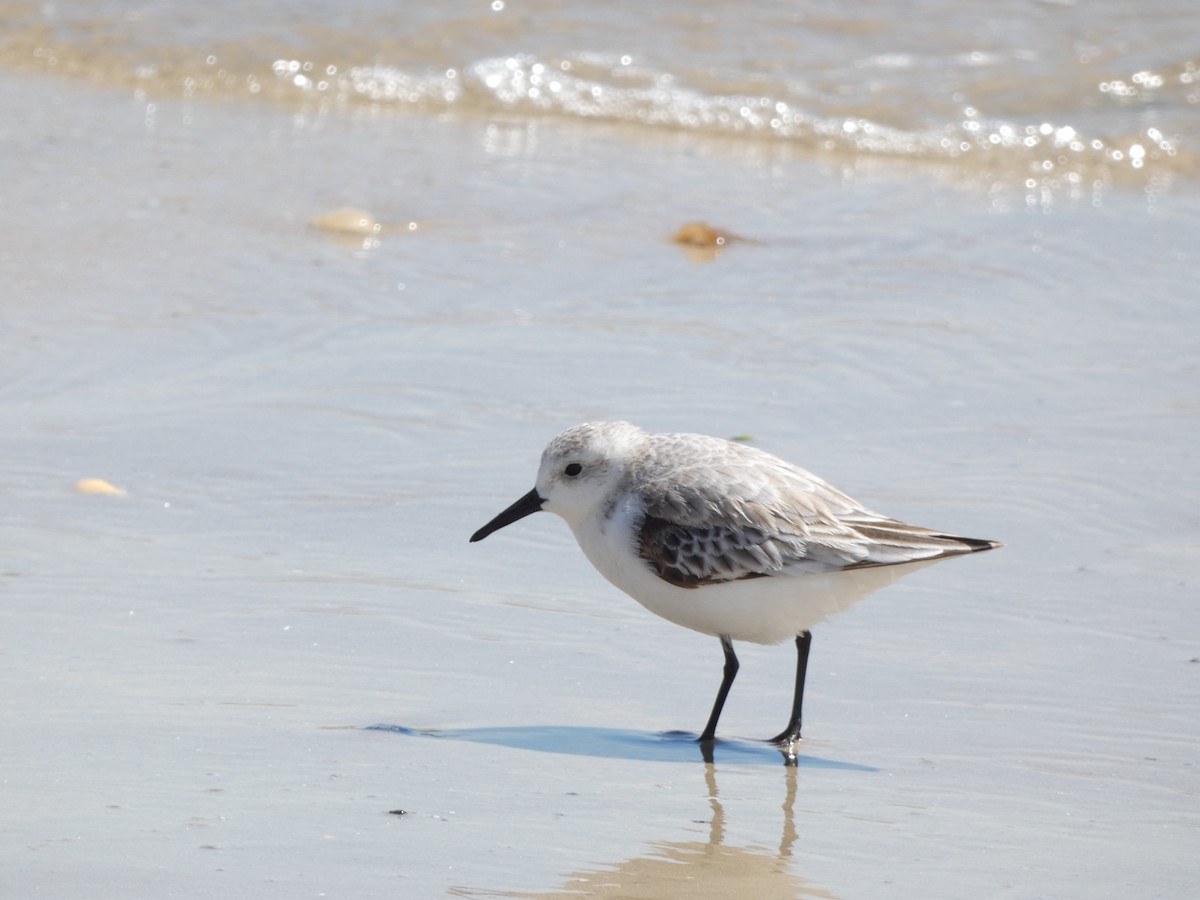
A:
[74, 478, 126, 495]
[310, 207, 381, 235]
[671, 222, 730, 247]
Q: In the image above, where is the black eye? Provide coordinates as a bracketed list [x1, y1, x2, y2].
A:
[564, 463, 582, 477]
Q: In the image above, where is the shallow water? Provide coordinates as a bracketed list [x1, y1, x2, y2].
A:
[2, 0, 1197, 196]
[2, 2, 1199, 897]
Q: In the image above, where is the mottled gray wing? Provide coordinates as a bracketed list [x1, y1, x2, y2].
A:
[633, 438, 995, 588]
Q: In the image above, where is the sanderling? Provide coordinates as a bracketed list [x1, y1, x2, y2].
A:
[470, 421, 1000, 747]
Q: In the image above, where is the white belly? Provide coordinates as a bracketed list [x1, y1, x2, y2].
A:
[568, 497, 940, 645]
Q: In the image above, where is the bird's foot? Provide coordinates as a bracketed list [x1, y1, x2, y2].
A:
[769, 730, 803, 767]
[767, 727, 802, 746]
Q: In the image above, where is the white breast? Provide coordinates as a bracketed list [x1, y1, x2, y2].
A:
[565, 493, 940, 644]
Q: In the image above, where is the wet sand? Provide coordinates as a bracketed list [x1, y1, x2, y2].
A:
[1, 67, 1198, 898]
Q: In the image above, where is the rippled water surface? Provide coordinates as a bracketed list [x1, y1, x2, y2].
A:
[2, 0, 1197, 195]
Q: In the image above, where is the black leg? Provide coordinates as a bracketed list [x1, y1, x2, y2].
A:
[698, 635, 738, 743]
[768, 631, 812, 745]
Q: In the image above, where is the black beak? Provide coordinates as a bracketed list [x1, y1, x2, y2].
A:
[470, 488, 545, 542]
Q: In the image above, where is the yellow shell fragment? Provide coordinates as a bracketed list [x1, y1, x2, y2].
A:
[671, 222, 730, 247]
[310, 207, 381, 235]
[74, 478, 126, 495]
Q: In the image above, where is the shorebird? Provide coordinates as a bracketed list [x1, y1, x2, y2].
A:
[471, 421, 1000, 746]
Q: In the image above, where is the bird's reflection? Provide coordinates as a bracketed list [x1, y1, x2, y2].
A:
[482, 763, 836, 900]
[376, 725, 861, 897]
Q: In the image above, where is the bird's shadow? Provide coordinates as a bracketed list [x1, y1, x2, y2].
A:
[366, 723, 877, 770]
